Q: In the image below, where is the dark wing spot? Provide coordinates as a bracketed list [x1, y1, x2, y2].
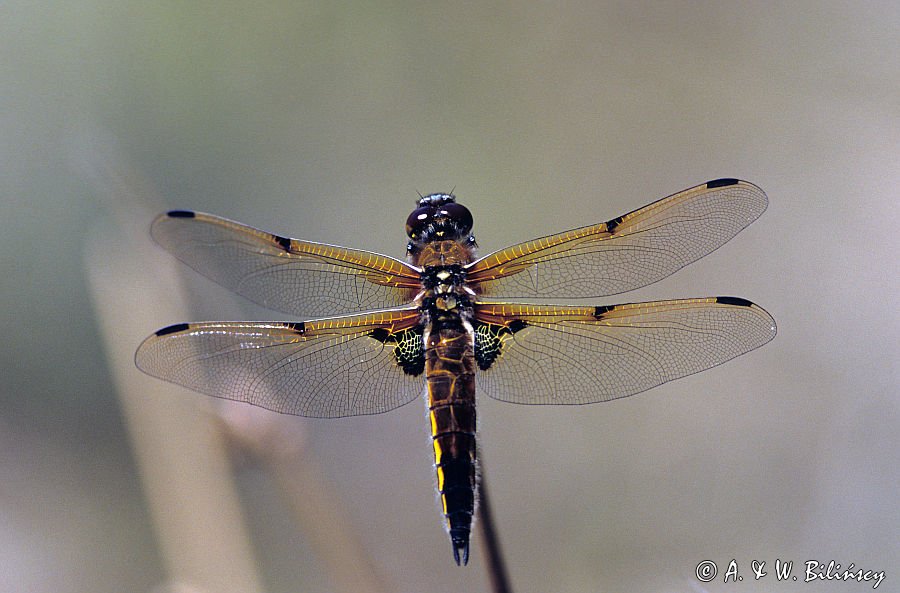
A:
[371, 327, 424, 375]
[394, 328, 425, 375]
[605, 215, 624, 233]
[370, 328, 391, 343]
[273, 234, 292, 251]
[715, 296, 753, 307]
[284, 322, 306, 334]
[155, 323, 190, 336]
[474, 321, 526, 370]
[594, 305, 615, 318]
[706, 178, 739, 188]
[166, 210, 196, 218]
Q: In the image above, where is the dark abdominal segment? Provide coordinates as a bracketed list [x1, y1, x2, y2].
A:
[426, 326, 478, 565]
[433, 417, 476, 565]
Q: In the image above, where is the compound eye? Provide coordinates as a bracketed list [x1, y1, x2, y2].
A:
[438, 202, 473, 233]
[406, 206, 434, 238]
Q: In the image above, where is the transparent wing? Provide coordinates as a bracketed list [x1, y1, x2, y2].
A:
[466, 179, 767, 298]
[135, 307, 424, 418]
[151, 211, 422, 317]
[473, 297, 776, 404]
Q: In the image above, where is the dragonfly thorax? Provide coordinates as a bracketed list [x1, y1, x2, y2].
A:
[417, 262, 474, 330]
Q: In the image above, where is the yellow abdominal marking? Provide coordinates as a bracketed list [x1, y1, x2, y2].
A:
[432, 434, 442, 465]
[430, 408, 447, 491]
[433, 437, 448, 511]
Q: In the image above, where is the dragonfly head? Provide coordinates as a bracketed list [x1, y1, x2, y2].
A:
[406, 193, 474, 242]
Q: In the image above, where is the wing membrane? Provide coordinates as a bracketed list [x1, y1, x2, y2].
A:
[466, 179, 767, 298]
[135, 307, 424, 418]
[474, 297, 776, 405]
[151, 211, 421, 317]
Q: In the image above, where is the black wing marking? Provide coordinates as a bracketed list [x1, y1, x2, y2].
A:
[135, 307, 425, 418]
[151, 211, 422, 317]
[473, 297, 776, 404]
[466, 179, 767, 298]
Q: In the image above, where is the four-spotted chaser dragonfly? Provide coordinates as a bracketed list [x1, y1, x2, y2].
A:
[135, 178, 776, 565]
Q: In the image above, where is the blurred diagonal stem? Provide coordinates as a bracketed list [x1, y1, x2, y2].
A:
[86, 180, 265, 593]
[218, 406, 391, 593]
[82, 142, 388, 593]
[478, 455, 513, 593]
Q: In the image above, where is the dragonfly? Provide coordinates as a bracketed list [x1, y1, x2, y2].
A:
[135, 178, 776, 565]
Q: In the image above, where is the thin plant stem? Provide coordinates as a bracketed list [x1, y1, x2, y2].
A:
[478, 456, 513, 593]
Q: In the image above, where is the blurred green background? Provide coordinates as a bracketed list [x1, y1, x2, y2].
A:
[2, 1, 897, 592]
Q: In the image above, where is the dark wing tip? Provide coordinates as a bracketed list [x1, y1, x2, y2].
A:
[154, 322, 191, 336]
[706, 178, 740, 189]
[715, 296, 753, 307]
[717, 296, 777, 335]
[166, 210, 196, 218]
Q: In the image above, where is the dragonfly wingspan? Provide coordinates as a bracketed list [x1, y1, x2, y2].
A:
[136, 182, 775, 567]
[135, 307, 424, 418]
[473, 297, 776, 405]
[151, 210, 422, 317]
[466, 179, 767, 298]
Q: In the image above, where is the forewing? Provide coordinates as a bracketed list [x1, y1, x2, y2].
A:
[474, 297, 776, 404]
[135, 307, 425, 418]
[151, 211, 421, 317]
[466, 179, 767, 298]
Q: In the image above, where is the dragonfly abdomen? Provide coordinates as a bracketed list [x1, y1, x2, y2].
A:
[425, 325, 477, 566]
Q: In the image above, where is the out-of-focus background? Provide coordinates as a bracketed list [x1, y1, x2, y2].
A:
[2, 2, 897, 592]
